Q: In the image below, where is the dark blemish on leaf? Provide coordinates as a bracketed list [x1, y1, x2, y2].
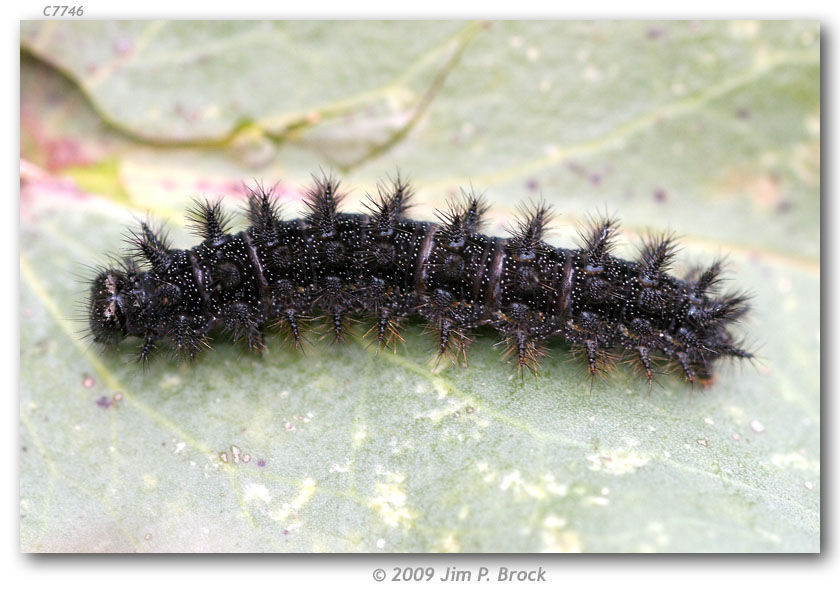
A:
[736, 107, 751, 120]
[96, 393, 122, 409]
[465, 406, 474, 414]
[647, 27, 665, 40]
[82, 374, 95, 389]
[566, 161, 586, 177]
[567, 162, 608, 186]
[776, 199, 792, 213]
[525, 178, 540, 192]
[257, 459, 266, 467]
[653, 188, 668, 203]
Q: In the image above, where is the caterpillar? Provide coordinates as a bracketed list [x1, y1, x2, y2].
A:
[86, 173, 752, 387]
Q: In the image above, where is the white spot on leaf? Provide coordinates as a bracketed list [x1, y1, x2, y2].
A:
[244, 483, 271, 504]
[587, 449, 651, 474]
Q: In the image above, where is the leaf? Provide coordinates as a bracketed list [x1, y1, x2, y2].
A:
[20, 20, 819, 552]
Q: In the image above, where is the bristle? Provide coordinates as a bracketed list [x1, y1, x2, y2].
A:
[437, 319, 454, 356]
[675, 351, 695, 384]
[707, 292, 752, 323]
[461, 190, 488, 234]
[222, 303, 265, 353]
[169, 314, 207, 361]
[362, 307, 404, 353]
[303, 172, 344, 238]
[434, 320, 472, 366]
[435, 189, 488, 247]
[246, 182, 281, 246]
[691, 260, 725, 297]
[331, 309, 346, 342]
[137, 337, 157, 365]
[638, 233, 678, 282]
[127, 222, 171, 271]
[636, 346, 654, 383]
[722, 338, 756, 360]
[579, 216, 619, 267]
[508, 200, 553, 260]
[502, 330, 546, 374]
[583, 340, 600, 375]
[362, 175, 413, 235]
[141, 222, 169, 253]
[385, 171, 414, 217]
[274, 309, 307, 351]
[186, 198, 231, 245]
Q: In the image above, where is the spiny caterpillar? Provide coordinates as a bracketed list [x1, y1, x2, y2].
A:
[87, 173, 752, 387]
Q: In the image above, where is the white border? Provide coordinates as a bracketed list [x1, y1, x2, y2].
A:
[6, 2, 830, 598]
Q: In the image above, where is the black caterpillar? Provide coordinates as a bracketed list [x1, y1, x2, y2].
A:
[87, 173, 752, 386]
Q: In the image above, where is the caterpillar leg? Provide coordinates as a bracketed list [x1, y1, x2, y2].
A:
[223, 302, 265, 353]
[137, 336, 157, 365]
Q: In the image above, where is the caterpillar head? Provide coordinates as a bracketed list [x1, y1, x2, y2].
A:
[88, 269, 130, 345]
